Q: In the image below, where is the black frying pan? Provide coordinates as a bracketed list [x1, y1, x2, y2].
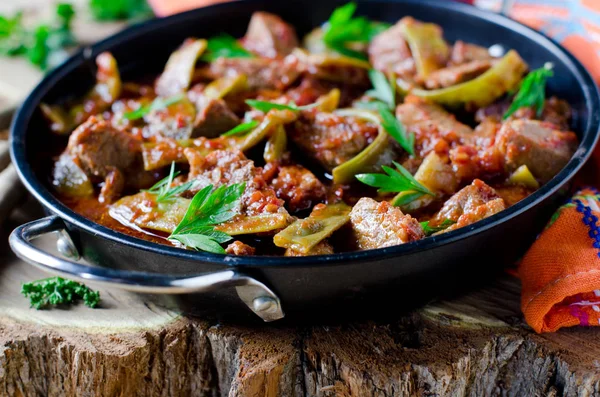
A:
[8, 0, 600, 323]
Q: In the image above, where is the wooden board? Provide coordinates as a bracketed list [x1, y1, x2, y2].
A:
[2, 202, 600, 397]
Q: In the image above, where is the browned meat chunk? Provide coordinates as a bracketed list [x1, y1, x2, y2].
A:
[143, 99, 196, 140]
[495, 119, 578, 183]
[185, 148, 287, 216]
[226, 241, 256, 256]
[430, 179, 506, 232]
[68, 116, 140, 177]
[349, 198, 424, 250]
[285, 241, 334, 256]
[289, 112, 379, 170]
[449, 40, 493, 65]
[475, 97, 572, 131]
[272, 165, 327, 212]
[449, 144, 505, 183]
[99, 169, 125, 204]
[424, 60, 492, 89]
[67, 116, 147, 202]
[209, 56, 301, 90]
[368, 21, 416, 80]
[193, 98, 240, 138]
[242, 12, 299, 58]
[396, 97, 473, 157]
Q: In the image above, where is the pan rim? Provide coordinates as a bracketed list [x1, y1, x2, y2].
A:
[10, 0, 600, 269]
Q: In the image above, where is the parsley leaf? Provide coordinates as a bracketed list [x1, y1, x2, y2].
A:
[90, 0, 153, 21]
[245, 99, 317, 113]
[123, 93, 185, 120]
[379, 106, 415, 155]
[504, 63, 554, 119]
[420, 219, 455, 236]
[356, 161, 433, 196]
[366, 69, 395, 110]
[322, 2, 390, 60]
[145, 162, 199, 203]
[221, 120, 259, 137]
[200, 34, 254, 62]
[169, 183, 246, 254]
[0, 3, 76, 69]
[21, 277, 100, 309]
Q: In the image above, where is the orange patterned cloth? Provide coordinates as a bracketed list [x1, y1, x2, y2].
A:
[520, 189, 600, 332]
[149, 0, 600, 333]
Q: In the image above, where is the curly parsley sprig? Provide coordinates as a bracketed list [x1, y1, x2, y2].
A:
[21, 277, 100, 309]
[0, 3, 76, 70]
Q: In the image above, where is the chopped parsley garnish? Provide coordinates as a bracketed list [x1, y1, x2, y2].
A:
[90, 0, 153, 21]
[221, 120, 259, 137]
[420, 219, 456, 236]
[504, 62, 554, 119]
[200, 33, 254, 62]
[322, 2, 389, 60]
[123, 93, 185, 120]
[145, 162, 198, 203]
[0, 3, 76, 70]
[356, 161, 433, 196]
[21, 277, 100, 309]
[245, 99, 317, 113]
[168, 183, 246, 254]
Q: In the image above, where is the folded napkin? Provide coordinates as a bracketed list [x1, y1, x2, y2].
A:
[148, 0, 600, 333]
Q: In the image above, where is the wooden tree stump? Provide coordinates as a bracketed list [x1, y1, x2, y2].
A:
[2, 205, 600, 397]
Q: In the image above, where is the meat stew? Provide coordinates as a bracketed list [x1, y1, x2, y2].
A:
[42, 4, 579, 256]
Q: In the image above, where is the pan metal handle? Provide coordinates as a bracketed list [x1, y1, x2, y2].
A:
[9, 216, 284, 322]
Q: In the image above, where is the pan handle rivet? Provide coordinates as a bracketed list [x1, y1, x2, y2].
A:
[253, 296, 276, 312]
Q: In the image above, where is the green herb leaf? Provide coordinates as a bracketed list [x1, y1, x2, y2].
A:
[200, 33, 254, 62]
[221, 120, 260, 137]
[90, 0, 153, 21]
[123, 94, 185, 120]
[144, 162, 199, 203]
[168, 183, 246, 253]
[366, 69, 395, 110]
[356, 161, 433, 196]
[0, 3, 77, 70]
[322, 2, 390, 60]
[420, 219, 455, 236]
[170, 234, 228, 254]
[27, 25, 50, 69]
[245, 99, 317, 113]
[504, 63, 554, 119]
[21, 277, 100, 309]
[378, 107, 414, 155]
[392, 191, 425, 207]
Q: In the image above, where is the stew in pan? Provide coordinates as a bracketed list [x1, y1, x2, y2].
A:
[42, 3, 578, 256]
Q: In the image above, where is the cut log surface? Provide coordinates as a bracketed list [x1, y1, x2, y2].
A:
[1, 205, 600, 397]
